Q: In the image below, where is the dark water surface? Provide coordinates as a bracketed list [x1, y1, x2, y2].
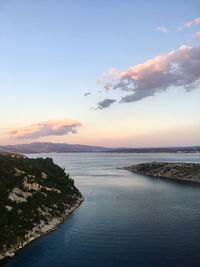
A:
[4, 153, 200, 267]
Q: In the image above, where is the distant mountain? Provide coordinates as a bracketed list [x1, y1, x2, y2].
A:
[0, 142, 113, 154]
[0, 142, 199, 154]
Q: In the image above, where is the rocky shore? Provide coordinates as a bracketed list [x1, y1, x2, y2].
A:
[0, 196, 84, 263]
[0, 155, 84, 263]
[121, 162, 200, 183]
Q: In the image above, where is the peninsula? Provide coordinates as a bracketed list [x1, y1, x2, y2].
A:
[0, 155, 84, 262]
[121, 162, 200, 183]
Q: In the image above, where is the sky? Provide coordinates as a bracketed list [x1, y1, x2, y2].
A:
[0, 0, 200, 147]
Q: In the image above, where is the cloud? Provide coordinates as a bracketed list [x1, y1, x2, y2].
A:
[185, 17, 200, 28]
[157, 26, 170, 33]
[178, 17, 200, 30]
[96, 99, 116, 109]
[97, 78, 103, 83]
[84, 92, 91, 96]
[9, 119, 82, 139]
[188, 31, 200, 42]
[195, 31, 200, 38]
[97, 45, 200, 107]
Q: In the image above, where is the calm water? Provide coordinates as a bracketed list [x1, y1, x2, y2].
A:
[4, 153, 200, 267]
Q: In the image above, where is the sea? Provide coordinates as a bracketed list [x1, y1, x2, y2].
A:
[3, 152, 200, 267]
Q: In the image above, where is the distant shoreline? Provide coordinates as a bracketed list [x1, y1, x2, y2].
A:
[107, 151, 200, 154]
[1, 142, 199, 154]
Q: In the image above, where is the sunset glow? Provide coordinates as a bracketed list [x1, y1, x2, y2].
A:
[0, 0, 199, 147]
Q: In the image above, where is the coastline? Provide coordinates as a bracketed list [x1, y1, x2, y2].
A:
[123, 168, 200, 184]
[0, 196, 84, 264]
[120, 162, 200, 184]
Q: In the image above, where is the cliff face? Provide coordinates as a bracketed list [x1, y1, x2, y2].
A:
[0, 155, 84, 262]
[122, 162, 200, 183]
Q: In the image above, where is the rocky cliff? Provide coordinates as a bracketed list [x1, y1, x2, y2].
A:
[0, 155, 84, 262]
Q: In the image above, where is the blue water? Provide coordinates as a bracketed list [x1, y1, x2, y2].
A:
[3, 153, 200, 267]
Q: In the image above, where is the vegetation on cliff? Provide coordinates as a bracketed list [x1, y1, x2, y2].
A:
[0, 155, 83, 260]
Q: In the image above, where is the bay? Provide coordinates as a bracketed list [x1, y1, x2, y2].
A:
[4, 153, 200, 267]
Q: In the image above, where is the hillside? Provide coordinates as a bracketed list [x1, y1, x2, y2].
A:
[121, 162, 200, 183]
[1, 142, 199, 154]
[0, 155, 84, 262]
[1, 142, 112, 154]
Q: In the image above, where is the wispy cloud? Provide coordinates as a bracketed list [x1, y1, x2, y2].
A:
[185, 17, 200, 28]
[177, 26, 183, 31]
[84, 92, 91, 96]
[97, 78, 103, 83]
[97, 45, 200, 107]
[8, 119, 82, 139]
[188, 31, 200, 42]
[156, 26, 170, 33]
[195, 31, 200, 38]
[178, 17, 200, 30]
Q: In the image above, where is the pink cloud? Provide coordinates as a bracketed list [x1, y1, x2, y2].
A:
[104, 83, 113, 89]
[178, 17, 200, 31]
[97, 45, 200, 108]
[196, 31, 200, 38]
[97, 78, 103, 83]
[185, 17, 200, 28]
[9, 119, 82, 139]
[156, 26, 170, 33]
[189, 31, 200, 42]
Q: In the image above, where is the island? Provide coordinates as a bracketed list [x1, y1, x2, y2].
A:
[121, 162, 200, 183]
[0, 154, 84, 262]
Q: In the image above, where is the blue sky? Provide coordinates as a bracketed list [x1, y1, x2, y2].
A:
[0, 0, 200, 147]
